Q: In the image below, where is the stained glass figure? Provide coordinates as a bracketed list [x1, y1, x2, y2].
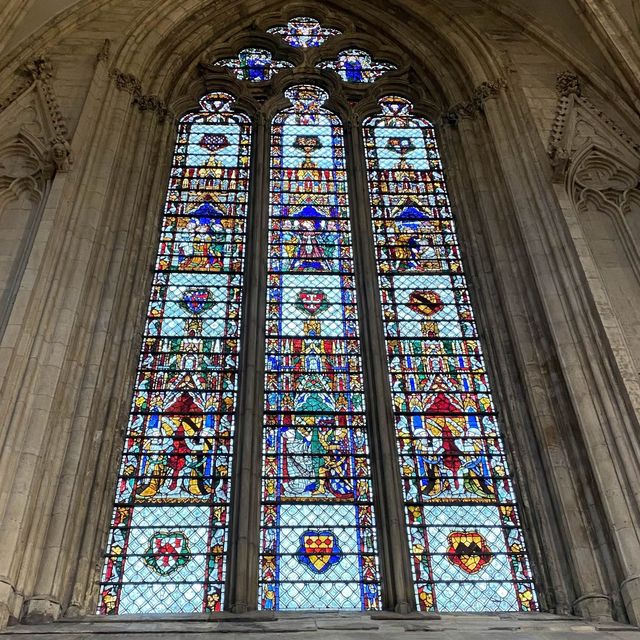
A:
[363, 96, 537, 612]
[267, 16, 341, 48]
[259, 85, 381, 611]
[98, 93, 251, 614]
[317, 49, 396, 84]
[214, 48, 293, 82]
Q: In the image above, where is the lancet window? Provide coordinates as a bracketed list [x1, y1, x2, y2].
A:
[363, 96, 537, 612]
[98, 93, 251, 614]
[259, 85, 381, 610]
[98, 15, 538, 616]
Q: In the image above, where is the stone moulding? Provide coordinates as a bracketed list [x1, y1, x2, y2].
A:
[441, 77, 508, 126]
[548, 71, 640, 182]
[107, 58, 170, 122]
[0, 56, 72, 172]
[99, 38, 170, 120]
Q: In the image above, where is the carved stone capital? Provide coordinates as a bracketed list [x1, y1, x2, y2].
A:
[134, 93, 169, 120]
[441, 78, 507, 126]
[556, 71, 581, 98]
[110, 68, 170, 120]
[110, 69, 142, 96]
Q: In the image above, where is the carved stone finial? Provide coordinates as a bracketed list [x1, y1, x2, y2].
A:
[556, 71, 581, 98]
[23, 56, 53, 81]
[97, 39, 111, 64]
[50, 136, 73, 172]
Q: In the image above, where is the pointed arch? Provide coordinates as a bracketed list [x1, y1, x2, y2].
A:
[362, 95, 537, 611]
[97, 92, 252, 615]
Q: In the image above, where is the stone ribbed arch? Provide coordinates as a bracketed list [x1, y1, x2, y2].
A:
[2, 0, 640, 630]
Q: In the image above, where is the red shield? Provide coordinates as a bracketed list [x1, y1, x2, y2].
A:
[297, 289, 327, 316]
[446, 531, 493, 574]
[181, 288, 212, 315]
[142, 530, 192, 576]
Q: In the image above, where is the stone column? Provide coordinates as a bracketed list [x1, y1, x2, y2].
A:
[344, 111, 415, 613]
[226, 111, 269, 613]
[476, 83, 640, 623]
[23, 55, 176, 622]
[0, 1, 36, 56]
[570, 0, 640, 112]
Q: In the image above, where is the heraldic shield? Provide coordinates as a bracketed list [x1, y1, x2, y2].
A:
[297, 529, 342, 573]
[142, 530, 192, 576]
[180, 288, 214, 316]
[296, 289, 329, 316]
[446, 531, 493, 574]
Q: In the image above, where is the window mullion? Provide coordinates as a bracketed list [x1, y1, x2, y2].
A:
[226, 110, 269, 613]
[344, 113, 416, 613]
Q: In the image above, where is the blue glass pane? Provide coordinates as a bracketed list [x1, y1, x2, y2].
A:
[317, 49, 396, 83]
[259, 85, 381, 611]
[363, 95, 537, 613]
[267, 17, 341, 48]
[215, 48, 293, 82]
[98, 93, 251, 615]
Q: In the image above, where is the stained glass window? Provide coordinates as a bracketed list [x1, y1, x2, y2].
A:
[317, 49, 396, 84]
[363, 96, 537, 613]
[215, 48, 293, 82]
[259, 85, 381, 611]
[98, 93, 251, 615]
[267, 16, 341, 48]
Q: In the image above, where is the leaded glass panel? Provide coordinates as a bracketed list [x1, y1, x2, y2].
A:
[98, 93, 251, 614]
[317, 49, 396, 84]
[362, 96, 537, 613]
[214, 48, 293, 82]
[259, 85, 381, 611]
[267, 16, 341, 48]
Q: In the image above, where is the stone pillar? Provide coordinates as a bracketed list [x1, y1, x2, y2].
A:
[345, 111, 415, 613]
[570, 0, 640, 111]
[226, 111, 269, 613]
[0, 1, 36, 56]
[24, 64, 176, 624]
[478, 83, 640, 623]
[0, 44, 175, 627]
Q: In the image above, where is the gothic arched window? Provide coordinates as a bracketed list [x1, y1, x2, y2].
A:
[98, 93, 251, 615]
[98, 16, 537, 616]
